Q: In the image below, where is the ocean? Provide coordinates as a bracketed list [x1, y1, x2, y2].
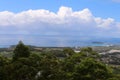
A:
[0, 34, 120, 48]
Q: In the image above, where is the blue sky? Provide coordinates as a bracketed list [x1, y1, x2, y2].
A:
[0, 0, 120, 46]
[0, 0, 120, 21]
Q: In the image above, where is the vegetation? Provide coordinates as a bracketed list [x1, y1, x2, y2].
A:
[0, 42, 120, 80]
[13, 41, 31, 61]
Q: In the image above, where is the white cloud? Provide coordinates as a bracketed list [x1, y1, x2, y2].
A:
[0, 6, 93, 26]
[0, 6, 120, 38]
[95, 18, 115, 29]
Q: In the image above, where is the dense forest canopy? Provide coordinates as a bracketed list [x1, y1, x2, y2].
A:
[0, 42, 120, 80]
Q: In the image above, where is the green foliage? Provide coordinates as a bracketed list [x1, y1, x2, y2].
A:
[13, 41, 31, 60]
[63, 48, 74, 57]
[3, 58, 37, 80]
[0, 46, 119, 80]
[0, 56, 10, 80]
[49, 50, 66, 57]
[73, 58, 112, 80]
[0, 52, 13, 58]
[80, 47, 99, 58]
[37, 54, 60, 80]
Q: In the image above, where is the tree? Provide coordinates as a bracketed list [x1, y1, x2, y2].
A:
[13, 41, 31, 60]
[0, 56, 10, 80]
[61, 47, 113, 80]
[63, 48, 74, 57]
[73, 58, 112, 80]
[37, 53, 60, 80]
[80, 47, 99, 58]
[1, 46, 119, 80]
[3, 58, 37, 80]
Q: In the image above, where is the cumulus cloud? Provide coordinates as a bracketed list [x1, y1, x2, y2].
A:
[0, 6, 120, 46]
[0, 6, 118, 33]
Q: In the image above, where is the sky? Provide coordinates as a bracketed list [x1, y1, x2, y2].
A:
[0, 0, 120, 46]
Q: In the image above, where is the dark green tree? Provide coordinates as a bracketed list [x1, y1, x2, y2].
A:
[63, 48, 74, 57]
[80, 47, 99, 58]
[0, 55, 10, 80]
[3, 58, 37, 80]
[1, 46, 119, 80]
[13, 41, 31, 60]
[37, 53, 60, 80]
[61, 47, 113, 80]
[73, 58, 112, 80]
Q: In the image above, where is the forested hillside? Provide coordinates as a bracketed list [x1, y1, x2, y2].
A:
[0, 42, 120, 80]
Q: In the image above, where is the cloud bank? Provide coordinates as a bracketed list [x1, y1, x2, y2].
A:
[0, 6, 120, 46]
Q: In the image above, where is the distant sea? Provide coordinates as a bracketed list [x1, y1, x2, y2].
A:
[0, 34, 120, 48]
